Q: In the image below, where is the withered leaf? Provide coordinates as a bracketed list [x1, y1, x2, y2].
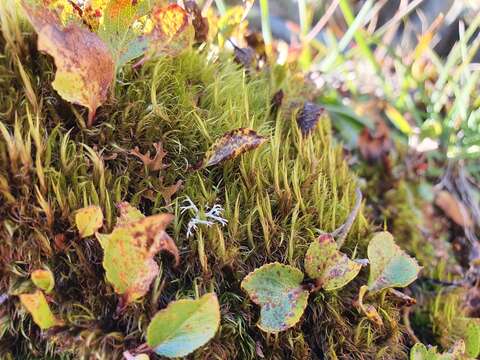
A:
[184, 1, 209, 43]
[21, 1, 115, 127]
[130, 142, 168, 171]
[435, 190, 473, 228]
[233, 45, 255, 69]
[296, 102, 325, 137]
[195, 128, 267, 169]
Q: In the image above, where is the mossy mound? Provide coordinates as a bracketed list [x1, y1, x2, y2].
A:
[0, 11, 412, 360]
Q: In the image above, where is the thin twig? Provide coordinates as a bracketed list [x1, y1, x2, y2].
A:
[332, 187, 363, 248]
[305, 0, 340, 43]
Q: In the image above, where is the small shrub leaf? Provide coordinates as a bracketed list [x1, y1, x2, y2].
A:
[410, 340, 466, 360]
[146, 293, 220, 358]
[304, 234, 362, 291]
[368, 232, 421, 293]
[241, 263, 309, 333]
[31, 269, 55, 294]
[19, 290, 61, 330]
[296, 102, 326, 137]
[196, 128, 267, 169]
[75, 205, 104, 238]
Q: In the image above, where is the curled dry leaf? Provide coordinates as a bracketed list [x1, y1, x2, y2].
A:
[96, 203, 178, 305]
[146, 293, 220, 358]
[304, 234, 361, 291]
[19, 290, 62, 330]
[241, 263, 309, 333]
[195, 128, 267, 170]
[435, 190, 473, 228]
[31, 268, 55, 294]
[296, 102, 326, 137]
[21, 1, 115, 127]
[368, 232, 421, 293]
[75, 205, 104, 238]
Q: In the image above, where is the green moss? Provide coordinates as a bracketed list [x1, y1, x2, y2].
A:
[0, 9, 413, 359]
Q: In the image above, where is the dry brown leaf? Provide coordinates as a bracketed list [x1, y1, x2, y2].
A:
[435, 190, 473, 228]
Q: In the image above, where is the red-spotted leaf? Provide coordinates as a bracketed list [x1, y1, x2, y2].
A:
[31, 268, 55, 294]
[304, 234, 362, 291]
[195, 128, 267, 169]
[146, 293, 220, 358]
[368, 232, 421, 293]
[97, 0, 154, 67]
[296, 102, 326, 137]
[19, 290, 62, 330]
[21, 1, 115, 127]
[241, 263, 309, 333]
[96, 204, 178, 304]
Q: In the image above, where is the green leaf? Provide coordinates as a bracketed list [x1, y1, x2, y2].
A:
[410, 341, 466, 360]
[19, 290, 62, 330]
[97, 0, 154, 67]
[304, 234, 361, 290]
[146, 293, 220, 358]
[195, 128, 267, 169]
[241, 263, 309, 333]
[368, 231, 421, 293]
[97, 204, 178, 304]
[464, 319, 480, 358]
[75, 205, 104, 238]
[31, 268, 55, 294]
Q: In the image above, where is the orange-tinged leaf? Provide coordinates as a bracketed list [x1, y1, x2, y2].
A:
[97, 0, 154, 66]
[21, 1, 115, 127]
[75, 205, 104, 238]
[31, 268, 55, 293]
[435, 190, 473, 228]
[19, 291, 62, 330]
[195, 128, 267, 169]
[146, 4, 194, 58]
[97, 204, 178, 304]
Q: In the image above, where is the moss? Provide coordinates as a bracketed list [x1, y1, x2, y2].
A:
[0, 9, 412, 360]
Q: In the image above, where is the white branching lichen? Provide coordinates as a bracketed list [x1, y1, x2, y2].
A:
[180, 197, 228, 237]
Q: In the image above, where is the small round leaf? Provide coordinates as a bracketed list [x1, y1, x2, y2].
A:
[146, 293, 220, 358]
[368, 232, 421, 293]
[241, 262, 309, 333]
[304, 235, 361, 291]
[31, 268, 55, 294]
[75, 205, 103, 238]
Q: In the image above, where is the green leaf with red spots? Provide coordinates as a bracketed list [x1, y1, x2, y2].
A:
[31, 268, 55, 294]
[146, 293, 220, 358]
[368, 232, 421, 293]
[20, 1, 115, 127]
[241, 263, 309, 333]
[75, 205, 104, 238]
[19, 290, 62, 330]
[304, 234, 362, 291]
[96, 204, 178, 304]
[195, 128, 267, 169]
[97, 0, 154, 67]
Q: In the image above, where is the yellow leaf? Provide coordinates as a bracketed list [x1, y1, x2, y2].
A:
[19, 291, 62, 330]
[75, 205, 104, 238]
